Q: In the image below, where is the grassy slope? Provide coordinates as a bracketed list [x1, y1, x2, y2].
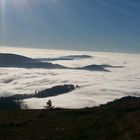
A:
[0, 96, 140, 140]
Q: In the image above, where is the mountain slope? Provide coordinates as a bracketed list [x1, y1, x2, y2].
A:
[0, 53, 66, 69]
[0, 53, 123, 71]
[0, 96, 139, 140]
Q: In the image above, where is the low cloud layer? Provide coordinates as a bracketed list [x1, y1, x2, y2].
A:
[0, 49, 140, 109]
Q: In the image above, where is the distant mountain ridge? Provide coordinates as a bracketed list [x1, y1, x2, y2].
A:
[0, 53, 123, 71]
[0, 53, 38, 64]
[37, 55, 92, 61]
[0, 53, 66, 69]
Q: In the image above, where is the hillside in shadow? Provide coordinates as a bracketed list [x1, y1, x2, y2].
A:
[0, 97, 21, 110]
[0, 96, 139, 140]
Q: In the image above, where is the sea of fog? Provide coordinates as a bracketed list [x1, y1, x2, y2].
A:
[0, 47, 140, 109]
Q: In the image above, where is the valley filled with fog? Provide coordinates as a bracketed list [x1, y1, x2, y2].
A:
[0, 47, 140, 109]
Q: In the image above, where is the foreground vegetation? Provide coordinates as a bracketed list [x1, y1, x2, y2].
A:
[0, 96, 140, 140]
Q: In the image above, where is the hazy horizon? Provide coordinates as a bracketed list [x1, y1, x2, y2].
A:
[0, 46, 140, 55]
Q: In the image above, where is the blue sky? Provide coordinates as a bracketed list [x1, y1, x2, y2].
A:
[0, 0, 140, 53]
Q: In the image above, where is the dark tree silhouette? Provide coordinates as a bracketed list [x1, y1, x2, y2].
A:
[0, 97, 21, 110]
[44, 100, 54, 109]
